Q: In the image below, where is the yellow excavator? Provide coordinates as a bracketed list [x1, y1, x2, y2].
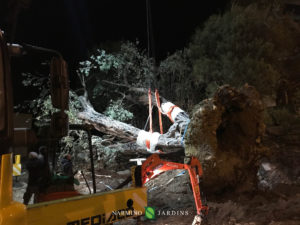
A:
[0, 29, 147, 225]
[0, 26, 208, 224]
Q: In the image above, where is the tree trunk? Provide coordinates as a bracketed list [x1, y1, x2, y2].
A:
[78, 84, 268, 193]
[77, 96, 189, 152]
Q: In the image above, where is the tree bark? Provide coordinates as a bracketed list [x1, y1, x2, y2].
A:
[77, 84, 269, 192]
[77, 96, 188, 152]
[78, 96, 140, 141]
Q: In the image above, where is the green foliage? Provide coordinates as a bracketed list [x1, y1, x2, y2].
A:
[78, 41, 198, 114]
[158, 49, 195, 109]
[77, 41, 155, 118]
[18, 72, 81, 127]
[78, 49, 119, 76]
[19, 91, 81, 127]
[66, 91, 83, 124]
[17, 72, 53, 126]
[77, 41, 155, 90]
[189, 3, 300, 98]
[266, 107, 300, 129]
[104, 99, 133, 122]
[18, 72, 88, 171]
[60, 130, 88, 154]
[29, 95, 57, 127]
[77, 2, 300, 117]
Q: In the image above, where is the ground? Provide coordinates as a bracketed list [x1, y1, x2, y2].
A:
[13, 124, 300, 225]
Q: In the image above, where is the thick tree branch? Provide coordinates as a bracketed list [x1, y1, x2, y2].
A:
[77, 94, 188, 152]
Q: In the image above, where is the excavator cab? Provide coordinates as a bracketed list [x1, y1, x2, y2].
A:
[0, 30, 14, 154]
[0, 28, 147, 225]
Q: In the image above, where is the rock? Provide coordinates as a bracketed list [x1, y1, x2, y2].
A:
[117, 170, 131, 177]
[258, 160, 292, 191]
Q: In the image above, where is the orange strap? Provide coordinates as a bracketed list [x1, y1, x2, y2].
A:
[167, 105, 178, 123]
[147, 89, 164, 152]
[148, 88, 153, 133]
[155, 89, 163, 134]
[146, 139, 151, 150]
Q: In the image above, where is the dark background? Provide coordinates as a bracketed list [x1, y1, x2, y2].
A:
[3, 0, 230, 62]
[0, 0, 230, 102]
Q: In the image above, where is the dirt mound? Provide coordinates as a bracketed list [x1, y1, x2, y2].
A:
[185, 84, 268, 193]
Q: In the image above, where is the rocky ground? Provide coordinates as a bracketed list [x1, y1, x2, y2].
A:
[141, 125, 300, 225]
[13, 124, 300, 225]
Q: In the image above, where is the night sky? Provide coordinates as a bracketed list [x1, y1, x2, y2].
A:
[14, 0, 229, 61]
[1, 0, 230, 103]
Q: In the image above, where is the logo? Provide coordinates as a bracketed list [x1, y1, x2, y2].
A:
[66, 199, 143, 225]
[157, 210, 189, 216]
[145, 207, 155, 220]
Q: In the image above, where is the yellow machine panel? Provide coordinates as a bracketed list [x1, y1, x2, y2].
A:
[0, 153, 147, 225]
[0, 154, 27, 225]
[27, 187, 147, 225]
[13, 154, 21, 176]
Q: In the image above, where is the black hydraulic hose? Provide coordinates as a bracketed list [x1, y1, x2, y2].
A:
[87, 129, 97, 194]
[81, 170, 91, 194]
[69, 124, 97, 194]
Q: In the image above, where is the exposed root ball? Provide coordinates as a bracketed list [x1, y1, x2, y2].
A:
[185, 84, 268, 193]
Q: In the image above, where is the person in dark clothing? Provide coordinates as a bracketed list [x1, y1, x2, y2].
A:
[61, 154, 73, 176]
[38, 146, 51, 183]
[23, 151, 44, 204]
[60, 154, 75, 185]
[23, 146, 51, 205]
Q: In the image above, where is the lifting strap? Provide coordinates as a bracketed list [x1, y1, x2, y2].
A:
[146, 88, 153, 150]
[166, 105, 177, 123]
[146, 89, 164, 152]
[148, 88, 153, 134]
[155, 89, 163, 134]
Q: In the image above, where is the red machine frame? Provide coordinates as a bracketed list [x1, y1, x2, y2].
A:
[139, 154, 208, 216]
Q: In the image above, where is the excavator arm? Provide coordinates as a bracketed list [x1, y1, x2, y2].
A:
[133, 154, 208, 217]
